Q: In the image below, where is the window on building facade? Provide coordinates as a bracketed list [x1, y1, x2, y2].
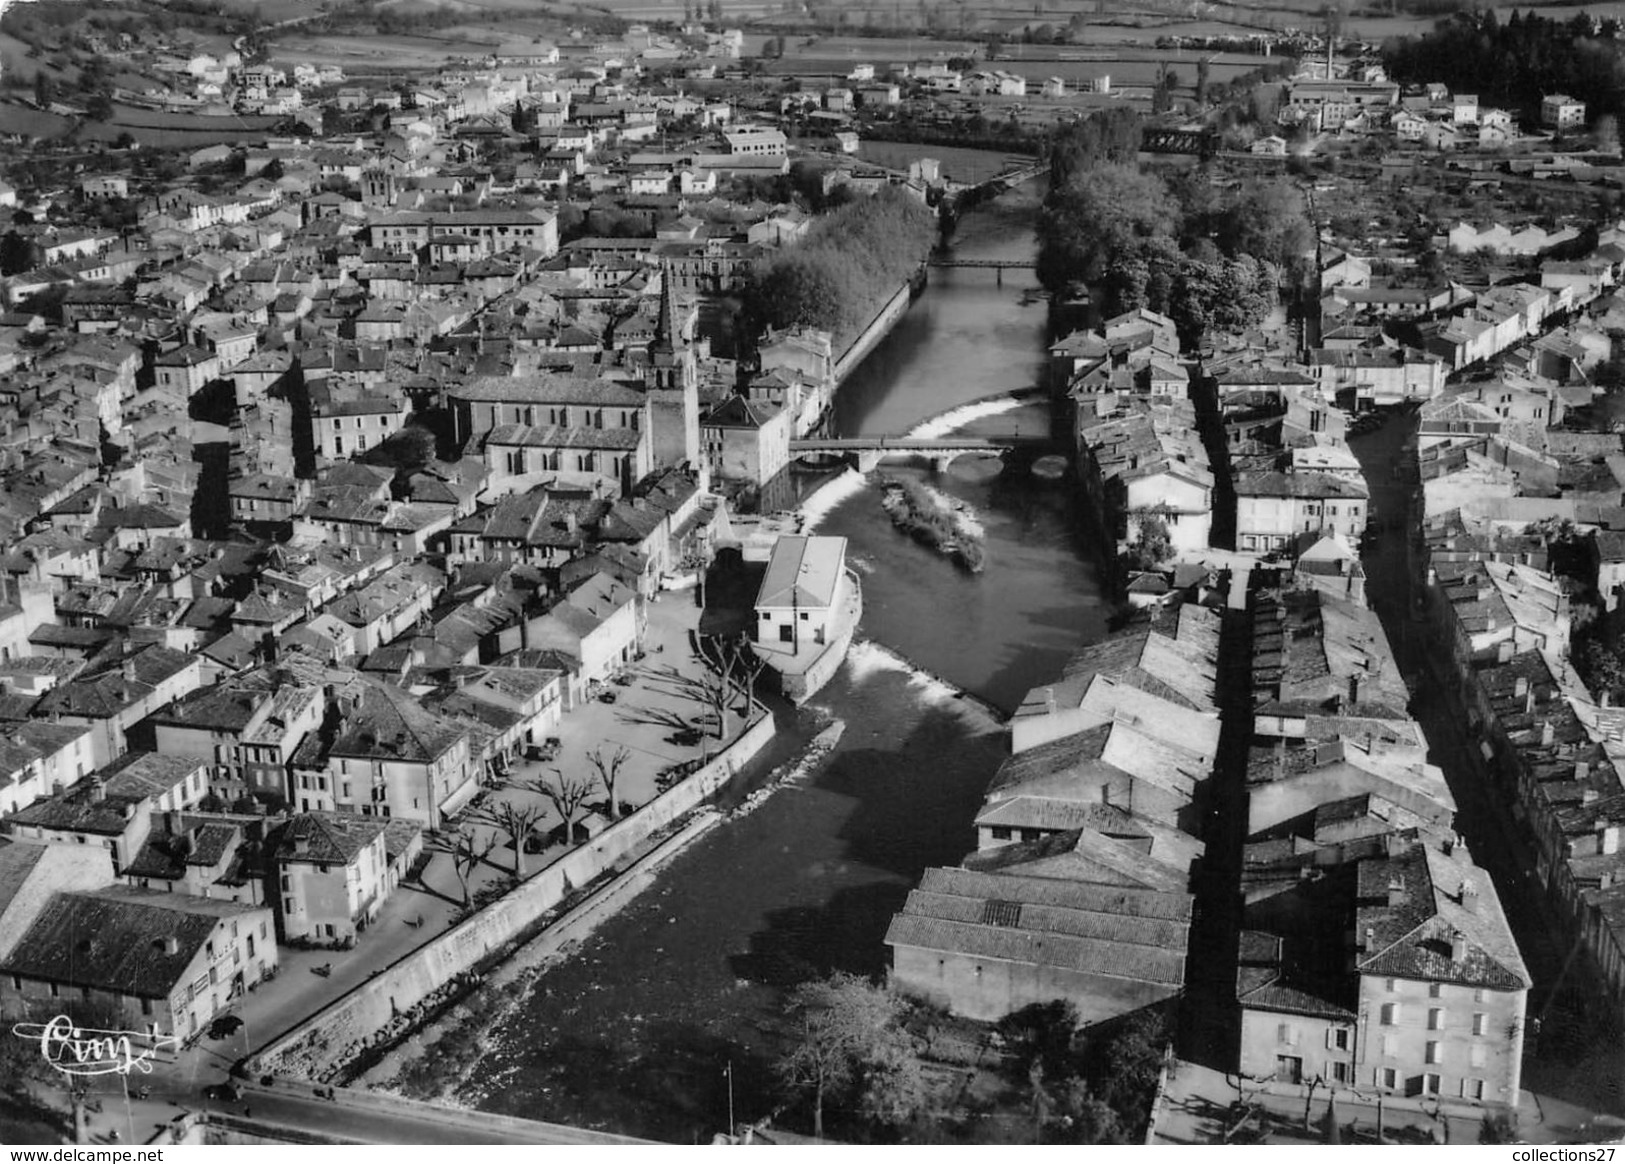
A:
[1426, 1041, 1443, 1064]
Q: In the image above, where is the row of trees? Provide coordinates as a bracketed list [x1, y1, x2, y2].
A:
[740, 187, 936, 338]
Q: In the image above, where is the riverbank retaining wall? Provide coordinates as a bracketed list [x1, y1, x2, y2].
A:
[249, 711, 778, 1081]
[833, 276, 918, 387]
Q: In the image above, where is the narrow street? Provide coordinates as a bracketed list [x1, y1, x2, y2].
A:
[1347, 410, 1625, 1118]
[1348, 411, 1567, 990]
[1179, 604, 1255, 1073]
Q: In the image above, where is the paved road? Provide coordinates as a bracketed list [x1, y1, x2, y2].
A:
[222, 1086, 650, 1145]
[93, 1077, 656, 1145]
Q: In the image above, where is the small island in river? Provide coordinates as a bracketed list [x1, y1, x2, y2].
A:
[877, 474, 986, 573]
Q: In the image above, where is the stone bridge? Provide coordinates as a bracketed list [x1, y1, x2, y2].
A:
[789, 435, 1045, 473]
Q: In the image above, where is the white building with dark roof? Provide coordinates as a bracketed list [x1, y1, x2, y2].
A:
[0, 886, 275, 1042]
[271, 811, 418, 946]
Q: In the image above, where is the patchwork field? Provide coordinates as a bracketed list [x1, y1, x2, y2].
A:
[854, 139, 1032, 183]
[0, 102, 76, 140]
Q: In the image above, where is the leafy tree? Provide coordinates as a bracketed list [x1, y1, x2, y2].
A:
[1124, 513, 1173, 570]
[997, 999, 1080, 1083]
[1037, 163, 1177, 292]
[1218, 179, 1315, 271]
[741, 188, 934, 335]
[1047, 106, 1143, 187]
[776, 972, 918, 1139]
[1049, 1076, 1129, 1144]
[1169, 254, 1277, 344]
[1095, 1009, 1170, 1119]
[1597, 112, 1621, 155]
[0, 232, 37, 277]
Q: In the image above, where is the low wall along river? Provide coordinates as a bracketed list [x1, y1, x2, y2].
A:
[250, 711, 778, 1082]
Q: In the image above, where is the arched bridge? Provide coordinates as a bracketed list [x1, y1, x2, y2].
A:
[1141, 127, 1220, 158]
[790, 435, 1047, 472]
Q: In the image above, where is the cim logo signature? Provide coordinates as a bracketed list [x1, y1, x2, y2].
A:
[11, 1014, 180, 1078]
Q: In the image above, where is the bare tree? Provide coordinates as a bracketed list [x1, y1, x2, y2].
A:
[696, 632, 759, 734]
[587, 744, 632, 820]
[435, 827, 495, 908]
[730, 635, 767, 714]
[541, 769, 593, 846]
[683, 640, 736, 741]
[479, 797, 549, 877]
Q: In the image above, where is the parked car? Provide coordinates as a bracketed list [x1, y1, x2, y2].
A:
[203, 1082, 242, 1102]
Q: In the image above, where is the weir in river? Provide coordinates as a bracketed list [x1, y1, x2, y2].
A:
[454, 185, 1115, 1143]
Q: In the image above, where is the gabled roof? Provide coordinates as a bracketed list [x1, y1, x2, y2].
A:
[885, 864, 1190, 986]
[1354, 838, 1529, 990]
[0, 887, 260, 998]
[756, 535, 846, 610]
[329, 678, 467, 763]
[272, 811, 388, 866]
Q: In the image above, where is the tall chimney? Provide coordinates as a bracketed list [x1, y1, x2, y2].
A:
[1542, 720, 1555, 747]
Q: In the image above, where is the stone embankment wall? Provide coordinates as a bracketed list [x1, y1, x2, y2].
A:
[250, 712, 777, 1080]
[833, 276, 918, 386]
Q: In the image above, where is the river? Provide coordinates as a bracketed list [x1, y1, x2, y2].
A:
[457, 187, 1115, 1142]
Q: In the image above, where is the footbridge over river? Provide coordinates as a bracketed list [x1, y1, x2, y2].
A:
[789, 434, 1047, 472]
